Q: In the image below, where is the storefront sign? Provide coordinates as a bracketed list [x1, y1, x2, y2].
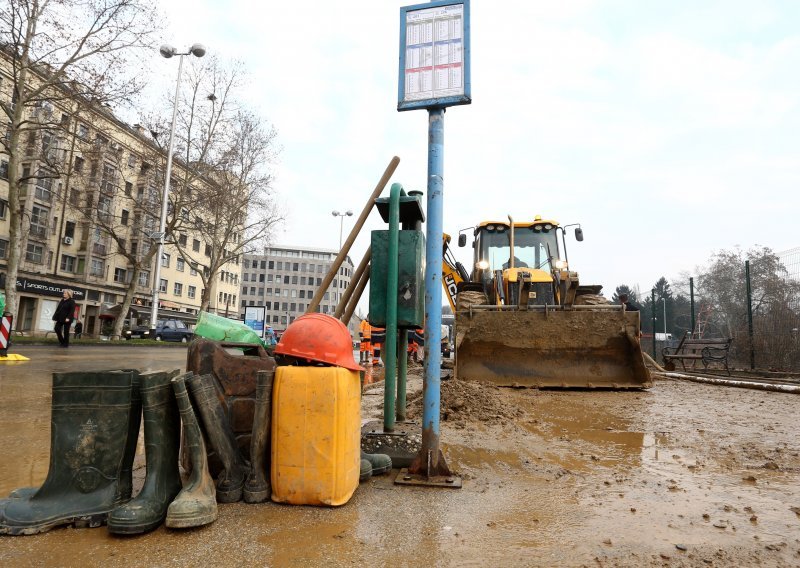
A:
[15, 277, 88, 300]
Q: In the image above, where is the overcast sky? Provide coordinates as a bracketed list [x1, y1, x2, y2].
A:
[149, 0, 799, 307]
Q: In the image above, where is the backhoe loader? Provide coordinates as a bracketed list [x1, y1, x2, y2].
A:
[446, 217, 651, 389]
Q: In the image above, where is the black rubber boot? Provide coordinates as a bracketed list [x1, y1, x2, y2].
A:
[187, 374, 247, 503]
[243, 370, 274, 504]
[7, 370, 143, 504]
[166, 373, 218, 528]
[108, 371, 182, 535]
[0, 371, 137, 535]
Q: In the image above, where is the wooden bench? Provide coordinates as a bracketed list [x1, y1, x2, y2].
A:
[662, 333, 733, 375]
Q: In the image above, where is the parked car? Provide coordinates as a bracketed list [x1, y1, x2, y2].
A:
[127, 319, 194, 342]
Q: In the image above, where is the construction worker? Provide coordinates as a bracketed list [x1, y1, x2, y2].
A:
[358, 319, 372, 364]
[370, 325, 385, 367]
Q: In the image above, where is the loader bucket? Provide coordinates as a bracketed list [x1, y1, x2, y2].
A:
[455, 307, 652, 389]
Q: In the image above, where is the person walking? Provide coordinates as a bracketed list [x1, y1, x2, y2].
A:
[52, 289, 76, 348]
[73, 319, 83, 339]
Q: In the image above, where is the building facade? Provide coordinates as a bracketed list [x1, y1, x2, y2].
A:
[0, 52, 241, 336]
[241, 246, 356, 333]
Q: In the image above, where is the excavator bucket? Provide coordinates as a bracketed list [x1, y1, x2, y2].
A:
[455, 307, 652, 389]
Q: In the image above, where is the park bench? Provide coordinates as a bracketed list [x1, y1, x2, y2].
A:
[662, 332, 733, 375]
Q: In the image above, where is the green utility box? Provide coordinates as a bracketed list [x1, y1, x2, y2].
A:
[369, 229, 425, 328]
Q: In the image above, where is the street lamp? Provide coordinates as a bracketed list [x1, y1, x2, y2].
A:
[331, 210, 353, 250]
[662, 297, 667, 338]
[150, 43, 206, 335]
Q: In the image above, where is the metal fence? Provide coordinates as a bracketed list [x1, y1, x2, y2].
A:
[735, 247, 800, 372]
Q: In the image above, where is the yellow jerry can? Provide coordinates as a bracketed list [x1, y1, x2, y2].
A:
[271, 366, 361, 506]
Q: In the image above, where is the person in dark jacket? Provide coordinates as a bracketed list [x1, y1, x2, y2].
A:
[52, 289, 76, 348]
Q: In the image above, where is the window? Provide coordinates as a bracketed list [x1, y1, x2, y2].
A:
[0, 199, 7, 220]
[268, 261, 274, 269]
[121, 210, 129, 225]
[192, 239, 200, 252]
[293, 263, 299, 271]
[30, 206, 49, 239]
[300, 290, 306, 299]
[0, 239, 8, 259]
[138, 271, 149, 287]
[161, 253, 170, 267]
[114, 268, 128, 283]
[125, 181, 133, 196]
[283, 275, 289, 284]
[258, 287, 264, 295]
[291, 290, 297, 298]
[267, 274, 273, 283]
[282, 289, 289, 297]
[260, 261, 266, 269]
[290, 303, 296, 311]
[173, 282, 183, 296]
[159, 279, 168, 293]
[90, 257, 104, 276]
[73, 156, 84, 173]
[205, 244, 211, 257]
[259, 274, 265, 283]
[178, 233, 187, 246]
[266, 288, 272, 296]
[190, 264, 198, 276]
[78, 124, 89, 139]
[176, 258, 185, 272]
[188, 285, 196, 299]
[277, 262, 283, 270]
[249, 287, 256, 295]
[243, 274, 249, 282]
[127, 154, 137, 169]
[0, 160, 7, 180]
[282, 302, 288, 311]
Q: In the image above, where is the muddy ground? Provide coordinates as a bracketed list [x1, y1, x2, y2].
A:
[0, 347, 799, 567]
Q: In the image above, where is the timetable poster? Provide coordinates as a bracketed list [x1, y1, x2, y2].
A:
[404, 3, 464, 102]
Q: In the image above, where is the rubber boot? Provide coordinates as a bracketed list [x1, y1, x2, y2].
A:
[108, 371, 182, 535]
[0, 371, 137, 535]
[243, 370, 274, 503]
[166, 373, 218, 528]
[359, 459, 373, 482]
[361, 451, 392, 476]
[187, 374, 247, 503]
[7, 370, 143, 503]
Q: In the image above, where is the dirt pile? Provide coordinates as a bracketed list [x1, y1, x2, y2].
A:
[406, 376, 525, 427]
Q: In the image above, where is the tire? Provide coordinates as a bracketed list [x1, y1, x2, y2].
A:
[180, 336, 188, 343]
[155, 335, 163, 341]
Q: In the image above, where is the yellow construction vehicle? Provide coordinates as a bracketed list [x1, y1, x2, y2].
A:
[448, 216, 651, 389]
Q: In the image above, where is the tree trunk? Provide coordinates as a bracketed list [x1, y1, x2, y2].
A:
[111, 266, 140, 339]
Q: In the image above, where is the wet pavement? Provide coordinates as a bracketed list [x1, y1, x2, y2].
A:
[0, 346, 799, 567]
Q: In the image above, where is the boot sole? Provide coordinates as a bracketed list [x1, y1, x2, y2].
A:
[107, 514, 166, 535]
[242, 486, 271, 503]
[216, 486, 243, 503]
[165, 509, 218, 529]
[371, 465, 392, 476]
[1, 512, 108, 535]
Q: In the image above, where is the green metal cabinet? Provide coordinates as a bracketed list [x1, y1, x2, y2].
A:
[369, 229, 425, 328]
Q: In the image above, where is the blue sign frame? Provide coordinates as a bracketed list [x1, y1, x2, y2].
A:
[398, 0, 471, 111]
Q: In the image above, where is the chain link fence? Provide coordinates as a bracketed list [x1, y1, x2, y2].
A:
[736, 247, 800, 371]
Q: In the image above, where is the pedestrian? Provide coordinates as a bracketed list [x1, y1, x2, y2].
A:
[73, 318, 83, 339]
[52, 289, 76, 348]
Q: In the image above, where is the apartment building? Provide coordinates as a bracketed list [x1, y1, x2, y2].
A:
[0, 52, 240, 335]
[241, 246, 356, 333]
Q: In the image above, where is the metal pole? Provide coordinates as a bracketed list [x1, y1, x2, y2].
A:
[397, 330, 408, 422]
[335, 247, 371, 320]
[745, 260, 755, 370]
[383, 182, 403, 432]
[409, 107, 449, 477]
[651, 288, 656, 358]
[662, 297, 667, 336]
[689, 277, 695, 337]
[150, 54, 185, 334]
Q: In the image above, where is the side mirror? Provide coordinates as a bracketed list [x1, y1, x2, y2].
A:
[575, 227, 584, 242]
[458, 234, 467, 247]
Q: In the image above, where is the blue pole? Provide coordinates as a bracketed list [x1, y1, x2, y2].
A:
[420, 108, 444, 469]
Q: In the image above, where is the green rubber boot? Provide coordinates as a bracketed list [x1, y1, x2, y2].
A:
[243, 370, 274, 504]
[0, 371, 137, 535]
[187, 374, 247, 503]
[361, 451, 392, 476]
[108, 371, 182, 535]
[359, 459, 373, 482]
[7, 370, 143, 503]
[166, 373, 218, 528]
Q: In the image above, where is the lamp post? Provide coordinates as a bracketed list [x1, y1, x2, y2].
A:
[149, 43, 206, 335]
[331, 210, 353, 250]
[662, 297, 667, 338]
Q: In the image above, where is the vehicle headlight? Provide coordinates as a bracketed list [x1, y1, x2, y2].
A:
[555, 260, 567, 269]
[476, 260, 489, 270]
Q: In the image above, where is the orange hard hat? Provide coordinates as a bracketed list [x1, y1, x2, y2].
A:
[275, 313, 363, 372]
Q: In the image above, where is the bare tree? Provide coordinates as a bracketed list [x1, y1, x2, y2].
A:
[143, 56, 283, 313]
[0, 0, 157, 316]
